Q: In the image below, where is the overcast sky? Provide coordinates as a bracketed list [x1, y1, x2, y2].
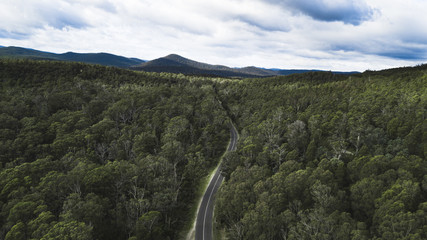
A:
[1, 0, 427, 71]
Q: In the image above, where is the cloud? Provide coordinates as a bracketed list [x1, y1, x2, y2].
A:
[0, 0, 426, 71]
[315, 0, 427, 62]
[38, 7, 88, 30]
[330, 38, 427, 61]
[379, 48, 427, 60]
[368, 41, 427, 60]
[0, 29, 29, 40]
[0, 0, 94, 39]
[265, 0, 374, 25]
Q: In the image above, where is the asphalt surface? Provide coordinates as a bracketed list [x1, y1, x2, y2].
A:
[195, 124, 238, 240]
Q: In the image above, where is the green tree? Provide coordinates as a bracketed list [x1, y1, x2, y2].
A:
[135, 211, 164, 240]
[28, 211, 55, 240]
[5, 222, 26, 240]
[40, 220, 92, 240]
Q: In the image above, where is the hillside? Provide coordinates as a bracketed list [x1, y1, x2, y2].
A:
[215, 66, 427, 240]
[0, 46, 145, 68]
[131, 54, 278, 78]
[0, 59, 229, 240]
[132, 54, 360, 78]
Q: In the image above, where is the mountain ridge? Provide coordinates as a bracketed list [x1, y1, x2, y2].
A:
[131, 53, 278, 78]
[0, 46, 359, 77]
[133, 54, 359, 77]
[0, 46, 145, 68]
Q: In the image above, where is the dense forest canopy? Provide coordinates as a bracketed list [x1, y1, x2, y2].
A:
[0, 59, 229, 239]
[215, 66, 427, 239]
[0, 59, 426, 240]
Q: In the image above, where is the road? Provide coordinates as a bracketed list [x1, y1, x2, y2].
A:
[195, 124, 238, 240]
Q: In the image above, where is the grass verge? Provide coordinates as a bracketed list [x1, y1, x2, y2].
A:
[179, 122, 238, 240]
[178, 162, 222, 240]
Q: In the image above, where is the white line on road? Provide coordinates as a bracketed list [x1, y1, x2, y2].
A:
[203, 171, 222, 240]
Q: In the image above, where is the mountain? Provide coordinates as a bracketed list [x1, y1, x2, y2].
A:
[0, 46, 145, 68]
[131, 54, 278, 78]
[132, 54, 358, 78]
[0, 46, 359, 76]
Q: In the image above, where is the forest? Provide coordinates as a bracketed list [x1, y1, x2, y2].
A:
[0, 59, 426, 240]
[215, 67, 426, 239]
[0, 60, 229, 239]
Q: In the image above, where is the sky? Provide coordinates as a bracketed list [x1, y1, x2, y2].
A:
[1, 0, 427, 71]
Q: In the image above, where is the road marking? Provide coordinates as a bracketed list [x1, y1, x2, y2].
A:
[203, 170, 222, 240]
[230, 129, 236, 151]
[197, 125, 237, 240]
[229, 129, 235, 151]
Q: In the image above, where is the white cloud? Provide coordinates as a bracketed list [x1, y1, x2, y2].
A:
[264, 0, 374, 25]
[0, 0, 426, 71]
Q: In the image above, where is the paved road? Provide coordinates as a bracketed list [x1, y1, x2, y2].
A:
[195, 124, 238, 240]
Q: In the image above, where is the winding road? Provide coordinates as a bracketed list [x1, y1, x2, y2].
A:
[195, 124, 238, 240]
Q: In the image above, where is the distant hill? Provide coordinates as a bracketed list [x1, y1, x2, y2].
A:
[0, 46, 359, 77]
[132, 54, 359, 78]
[273, 69, 360, 75]
[0, 46, 145, 68]
[131, 54, 278, 78]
